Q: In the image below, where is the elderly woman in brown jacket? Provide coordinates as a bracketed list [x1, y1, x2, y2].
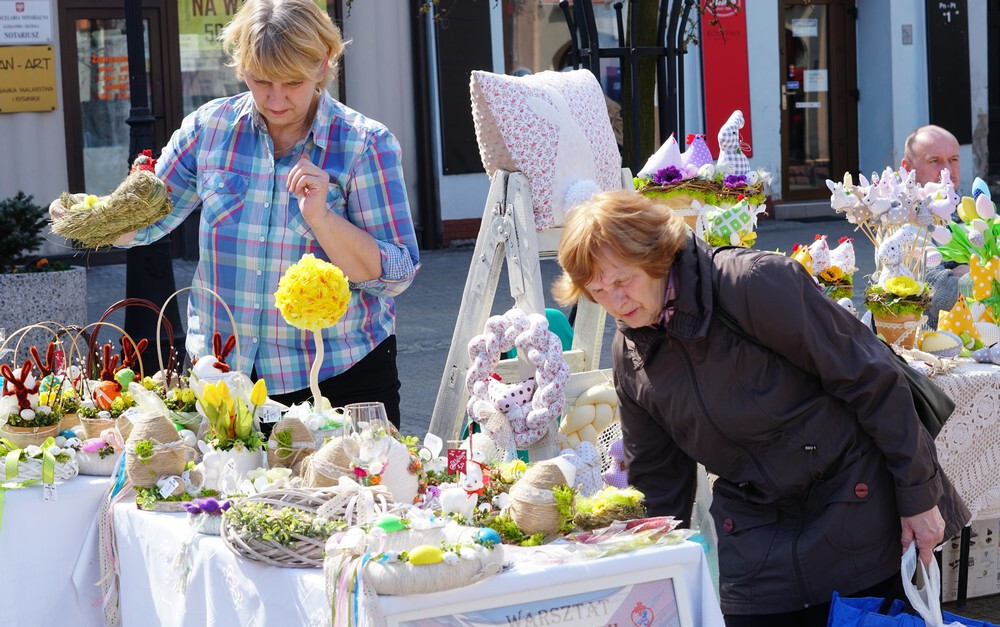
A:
[554, 190, 969, 627]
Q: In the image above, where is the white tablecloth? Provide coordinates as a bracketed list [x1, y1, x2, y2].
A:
[0, 476, 110, 627]
[930, 360, 1000, 521]
[112, 503, 723, 627]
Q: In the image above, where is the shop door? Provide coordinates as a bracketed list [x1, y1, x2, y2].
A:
[58, 1, 180, 195]
[779, 1, 858, 201]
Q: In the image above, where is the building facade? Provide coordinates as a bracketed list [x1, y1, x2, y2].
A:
[0, 0, 994, 257]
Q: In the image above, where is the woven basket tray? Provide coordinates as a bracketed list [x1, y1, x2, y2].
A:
[326, 523, 505, 596]
[221, 487, 346, 568]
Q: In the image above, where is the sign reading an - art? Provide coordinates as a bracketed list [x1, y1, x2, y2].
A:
[0, 44, 56, 112]
[0, 0, 51, 45]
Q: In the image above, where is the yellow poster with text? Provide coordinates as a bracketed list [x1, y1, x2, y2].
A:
[0, 45, 57, 113]
[177, 0, 328, 54]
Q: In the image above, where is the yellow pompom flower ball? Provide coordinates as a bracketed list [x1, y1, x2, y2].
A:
[274, 254, 351, 331]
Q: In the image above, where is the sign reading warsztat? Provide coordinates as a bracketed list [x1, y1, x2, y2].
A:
[0, 44, 56, 113]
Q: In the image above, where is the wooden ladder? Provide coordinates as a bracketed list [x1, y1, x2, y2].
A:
[428, 169, 631, 444]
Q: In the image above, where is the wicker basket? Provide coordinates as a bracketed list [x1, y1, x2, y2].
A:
[0, 422, 61, 449]
[325, 523, 504, 597]
[58, 412, 81, 432]
[80, 415, 116, 440]
[221, 487, 346, 568]
[77, 449, 123, 476]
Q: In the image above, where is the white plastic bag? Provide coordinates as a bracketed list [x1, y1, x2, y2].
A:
[901, 543, 966, 627]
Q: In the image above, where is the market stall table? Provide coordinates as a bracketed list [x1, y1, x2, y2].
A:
[0, 476, 110, 627]
[110, 502, 723, 626]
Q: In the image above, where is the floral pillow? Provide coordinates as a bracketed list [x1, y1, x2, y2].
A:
[470, 69, 622, 230]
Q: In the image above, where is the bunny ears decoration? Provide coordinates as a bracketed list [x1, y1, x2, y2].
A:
[470, 69, 623, 229]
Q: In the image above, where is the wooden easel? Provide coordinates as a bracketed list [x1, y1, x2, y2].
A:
[428, 169, 631, 442]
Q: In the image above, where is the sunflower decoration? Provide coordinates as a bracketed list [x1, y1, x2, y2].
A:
[791, 235, 856, 301]
[274, 253, 351, 409]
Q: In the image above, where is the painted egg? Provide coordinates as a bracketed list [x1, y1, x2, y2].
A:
[407, 545, 444, 565]
[115, 368, 136, 389]
[59, 429, 77, 439]
[473, 528, 502, 547]
[375, 515, 408, 533]
[39, 374, 60, 392]
[93, 380, 121, 411]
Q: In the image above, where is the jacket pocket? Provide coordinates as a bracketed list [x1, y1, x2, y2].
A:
[814, 447, 898, 554]
[711, 494, 779, 581]
[199, 170, 249, 227]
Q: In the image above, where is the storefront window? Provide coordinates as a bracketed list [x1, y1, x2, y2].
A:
[75, 18, 151, 195]
[501, 0, 624, 142]
[176, 0, 331, 116]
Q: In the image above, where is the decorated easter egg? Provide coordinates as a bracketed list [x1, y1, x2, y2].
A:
[375, 515, 408, 533]
[473, 528, 502, 547]
[407, 545, 445, 565]
[977, 194, 996, 220]
[972, 177, 991, 200]
[973, 348, 992, 363]
[93, 380, 122, 411]
[115, 368, 136, 389]
[39, 374, 60, 392]
[920, 331, 962, 358]
[59, 429, 78, 439]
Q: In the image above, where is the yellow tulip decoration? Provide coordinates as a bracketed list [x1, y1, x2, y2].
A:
[273, 254, 351, 410]
[194, 380, 264, 450]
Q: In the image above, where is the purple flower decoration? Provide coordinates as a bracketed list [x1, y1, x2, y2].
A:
[723, 174, 748, 189]
[653, 166, 683, 185]
[427, 485, 441, 500]
[184, 497, 230, 515]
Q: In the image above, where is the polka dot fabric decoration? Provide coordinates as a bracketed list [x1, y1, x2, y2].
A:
[969, 255, 1000, 302]
[938, 298, 980, 342]
[470, 69, 622, 230]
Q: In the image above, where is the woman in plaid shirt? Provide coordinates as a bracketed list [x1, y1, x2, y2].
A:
[113, 0, 420, 427]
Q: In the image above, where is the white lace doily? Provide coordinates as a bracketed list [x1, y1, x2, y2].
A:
[930, 360, 1000, 520]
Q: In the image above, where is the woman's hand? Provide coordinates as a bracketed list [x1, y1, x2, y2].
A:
[901, 505, 946, 565]
[287, 155, 330, 225]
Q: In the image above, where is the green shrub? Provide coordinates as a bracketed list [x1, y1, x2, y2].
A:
[0, 191, 47, 272]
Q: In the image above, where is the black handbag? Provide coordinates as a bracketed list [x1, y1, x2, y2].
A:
[712, 303, 955, 438]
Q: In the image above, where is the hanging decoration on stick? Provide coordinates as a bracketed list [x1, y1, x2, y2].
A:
[274, 254, 351, 410]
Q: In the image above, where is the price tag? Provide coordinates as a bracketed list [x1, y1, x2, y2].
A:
[53, 349, 66, 373]
[158, 476, 180, 498]
[121, 407, 143, 420]
[447, 449, 467, 474]
[43, 483, 57, 502]
[258, 405, 281, 424]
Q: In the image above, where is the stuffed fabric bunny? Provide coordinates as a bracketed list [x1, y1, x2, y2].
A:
[715, 110, 751, 176]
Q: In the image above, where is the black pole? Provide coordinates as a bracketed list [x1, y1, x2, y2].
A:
[123, 0, 183, 373]
[410, 0, 442, 249]
[677, 0, 696, 140]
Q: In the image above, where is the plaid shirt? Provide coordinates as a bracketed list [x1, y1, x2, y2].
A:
[128, 91, 419, 394]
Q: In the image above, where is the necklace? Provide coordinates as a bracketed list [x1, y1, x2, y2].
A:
[273, 133, 304, 156]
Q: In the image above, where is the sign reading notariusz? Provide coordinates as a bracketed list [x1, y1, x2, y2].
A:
[0, 45, 57, 113]
[0, 0, 52, 45]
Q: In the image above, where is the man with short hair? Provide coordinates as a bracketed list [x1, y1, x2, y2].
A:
[902, 125, 963, 328]
[900, 124, 961, 188]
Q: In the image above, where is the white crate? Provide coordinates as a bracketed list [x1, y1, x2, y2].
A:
[941, 519, 1000, 602]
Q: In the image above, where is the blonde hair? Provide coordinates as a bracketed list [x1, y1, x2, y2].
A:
[553, 190, 687, 305]
[220, 0, 345, 89]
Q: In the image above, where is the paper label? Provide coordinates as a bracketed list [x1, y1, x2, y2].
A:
[43, 482, 56, 502]
[259, 405, 280, 424]
[158, 476, 180, 498]
[447, 449, 467, 474]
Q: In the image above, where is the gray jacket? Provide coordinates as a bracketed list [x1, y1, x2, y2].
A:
[613, 235, 969, 614]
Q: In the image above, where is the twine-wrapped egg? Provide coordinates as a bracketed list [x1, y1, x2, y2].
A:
[300, 436, 354, 488]
[507, 458, 574, 535]
[266, 417, 316, 476]
[124, 413, 194, 488]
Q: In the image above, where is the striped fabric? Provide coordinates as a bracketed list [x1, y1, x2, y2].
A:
[128, 91, 419, 394]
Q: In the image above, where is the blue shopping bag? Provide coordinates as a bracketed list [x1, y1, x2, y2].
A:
[827, 545, 1000, 627]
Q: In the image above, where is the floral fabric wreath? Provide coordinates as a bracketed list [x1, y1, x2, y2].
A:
[465, 308, 570, 448]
